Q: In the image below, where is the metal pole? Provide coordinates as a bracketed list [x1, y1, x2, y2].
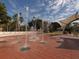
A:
[40, 20, 47, 44]
[25, 6, 29, 45]
[17, 12, 20, 31]
[20, 6, 30, 52]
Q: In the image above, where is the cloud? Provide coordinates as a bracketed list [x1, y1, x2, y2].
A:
[34, 14, 41, 17]
[30, 8, 39, 13]
[7, 0, 78, 22]
[57, 18, 65, 21]
[8, 0, 17, 10]
[47, 0, 68, 9]
[75, 2, 79, 10]
[29, 0, 78, 21]
[41, 3, 45, 6]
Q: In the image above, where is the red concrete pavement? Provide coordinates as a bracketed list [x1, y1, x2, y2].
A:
[0, 33, 79, 59]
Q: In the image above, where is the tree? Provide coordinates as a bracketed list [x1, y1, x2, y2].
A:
[49, 22, 61, 32]
[0, 2, 7, 23]
[10, 13, 25, 31]
[0, 2, 11, 31]
[0, 2, 7, 15]
[28, 17, 42, 31]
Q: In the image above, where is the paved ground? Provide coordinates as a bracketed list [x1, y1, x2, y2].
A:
[0, 32, 79, 59]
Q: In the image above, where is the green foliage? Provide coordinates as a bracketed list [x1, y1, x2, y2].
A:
[9, 13, 25, 31]
[28, 17, 42, 31]
[0, 3, 7, 15]
[49, 22, 61, 32]
[0, 2, 12, 31]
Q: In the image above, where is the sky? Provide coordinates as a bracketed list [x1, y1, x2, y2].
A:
[1, 0, 79, 22]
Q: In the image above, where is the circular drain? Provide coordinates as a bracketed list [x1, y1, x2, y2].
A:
[20, 46, 30, 52]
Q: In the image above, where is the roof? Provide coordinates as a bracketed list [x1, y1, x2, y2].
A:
[59, 14, 79, 27]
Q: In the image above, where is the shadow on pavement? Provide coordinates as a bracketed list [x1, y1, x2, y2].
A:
[56, 39, 79, 50]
